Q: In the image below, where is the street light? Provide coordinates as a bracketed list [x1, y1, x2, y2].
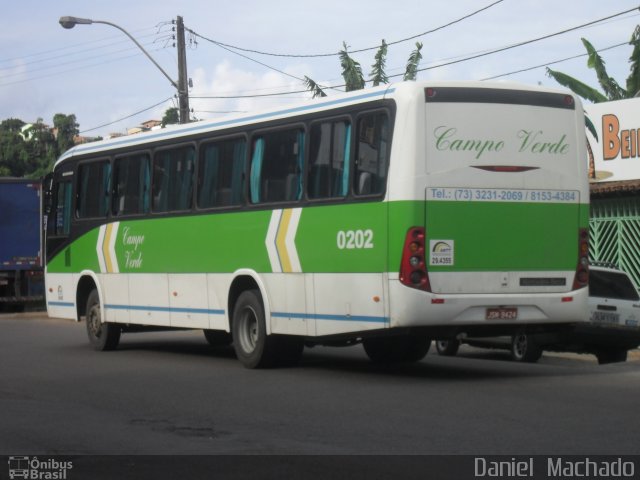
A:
[59, 16, 190, 124]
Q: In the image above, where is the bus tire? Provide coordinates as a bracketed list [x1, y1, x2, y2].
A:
[596, 348, 627, 365]
[363, 334, 431, 363]
[510, 333, 542, 363]
[85, 289, 120, 351]
[231, 289, 278, 368]
[435, 339, 460, 356]
[203, 329, 232, 347]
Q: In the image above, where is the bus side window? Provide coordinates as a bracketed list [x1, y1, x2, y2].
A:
[308, 120, 351, 199]
[250, 128, 304, 204]
[354, 112, 389, 196]
[198, 137, 246, 208]
[153, 145, 195, 212]
[76, 160, 111, 218]
[113, 153, 150, 216]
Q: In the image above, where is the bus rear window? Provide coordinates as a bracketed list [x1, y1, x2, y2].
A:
[354, 112, 389, 196]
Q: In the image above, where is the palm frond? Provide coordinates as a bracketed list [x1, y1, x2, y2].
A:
[304, 76, 327, 98]
[403, 42, 423, 81]
[370, 39, 388, 87]
[339, 42, 365, 91]
[582, 38, 626, 100]
[584, 113, 598, 141]
[626, 26, 640, 98]
[546, 68, 608, 103]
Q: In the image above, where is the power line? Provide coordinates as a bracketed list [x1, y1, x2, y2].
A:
[191, 29, 637, 100]
[191, 89, 311, 99]
[0, 26, 158, 65]
[0, 39, 163, 82]
[480, 41, 628, 81]
[188, 0, 505, 58]
[0, 32, 159, 72]
[186, 5, 639, 99]
[0, 45, 168, 87]
[80, 96, 174, 134]
[388, 6, 640, 79]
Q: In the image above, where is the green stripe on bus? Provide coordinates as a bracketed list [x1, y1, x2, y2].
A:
[46, 200, 587, 275]
[425, 201, 587, 272]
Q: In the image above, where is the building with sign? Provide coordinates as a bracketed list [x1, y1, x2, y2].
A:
[587, 97, 640, 287]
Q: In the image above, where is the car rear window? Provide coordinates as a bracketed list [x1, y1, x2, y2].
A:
[589, 269, 640, 301]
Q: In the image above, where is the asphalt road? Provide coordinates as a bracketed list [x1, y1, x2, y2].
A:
[1, 313, 640, 456]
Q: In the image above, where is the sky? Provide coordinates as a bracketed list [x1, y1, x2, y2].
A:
[1, 0, 639, 139]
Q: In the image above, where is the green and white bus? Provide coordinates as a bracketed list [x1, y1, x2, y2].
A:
[44, 81, 590, 368]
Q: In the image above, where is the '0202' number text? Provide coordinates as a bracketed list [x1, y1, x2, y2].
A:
[337, 229, 374, 250]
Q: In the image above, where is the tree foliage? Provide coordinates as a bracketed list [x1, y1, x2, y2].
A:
[546, 25, 640, 102]
[370, 40, 389, 87]
[404, 42, 423, 81]
[0, 113, 78, 179]
[340, 42, 366, 92]
[162, 107, 180, 127]
[304, 76, 328, 99]
[306, 40, 424, 97]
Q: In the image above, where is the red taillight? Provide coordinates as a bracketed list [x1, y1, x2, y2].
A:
[573, 228, 589, 289]
[400, 227, 431, 291]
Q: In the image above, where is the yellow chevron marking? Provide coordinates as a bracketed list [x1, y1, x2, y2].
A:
[276, 209, 293, 273]
[103, 224, 115, 273]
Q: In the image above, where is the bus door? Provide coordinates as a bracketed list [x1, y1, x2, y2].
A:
[45, 166, 76, 317]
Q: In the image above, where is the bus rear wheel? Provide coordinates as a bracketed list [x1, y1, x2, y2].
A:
[85, 289, 121, 351]
[363, 334, 431, 363]
[595, 348, 627, 365]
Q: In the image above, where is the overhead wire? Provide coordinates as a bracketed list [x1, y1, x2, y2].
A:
[80, 96, 174, 134]
[0, 26, 159, 65]
[480, 41, 629, 81]
[188, 0, 505, 58]
[30, 6, 640, 134]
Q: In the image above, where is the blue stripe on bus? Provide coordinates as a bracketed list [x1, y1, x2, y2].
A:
[271, 311, 388, 324]
[47, 301, 75, 307]
[104, 304, 225, 315]
[59, 88, 396, 162]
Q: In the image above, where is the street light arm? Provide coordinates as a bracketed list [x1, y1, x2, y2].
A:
[58, 16, 179, 90]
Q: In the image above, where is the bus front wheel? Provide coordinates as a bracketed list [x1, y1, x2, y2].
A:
[85, 289, 121, 351]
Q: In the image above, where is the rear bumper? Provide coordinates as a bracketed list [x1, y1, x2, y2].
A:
[389, 281, 588, 329]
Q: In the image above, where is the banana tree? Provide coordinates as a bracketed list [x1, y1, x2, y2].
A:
[546, 26, 640, 178]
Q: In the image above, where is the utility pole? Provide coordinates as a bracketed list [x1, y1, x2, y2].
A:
[176, 16, 190, 124]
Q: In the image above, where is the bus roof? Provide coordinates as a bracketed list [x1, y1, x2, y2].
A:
[55, 80, 574, 168]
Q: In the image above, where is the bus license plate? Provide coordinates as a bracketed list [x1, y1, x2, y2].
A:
[486, 307, 518, 320]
